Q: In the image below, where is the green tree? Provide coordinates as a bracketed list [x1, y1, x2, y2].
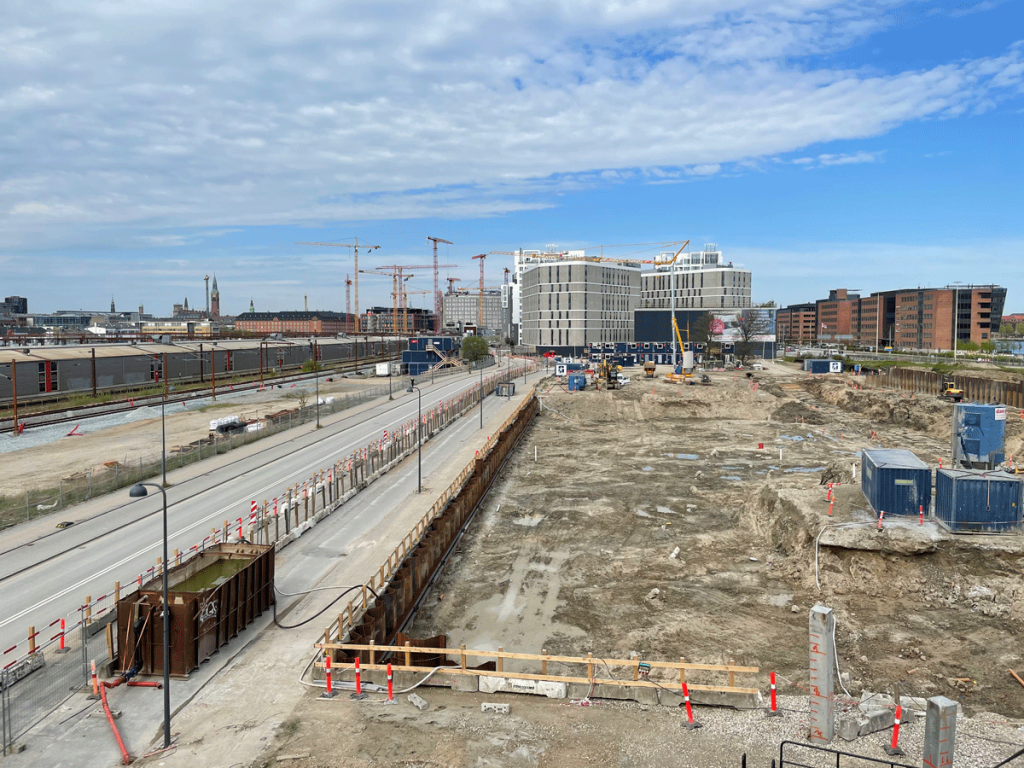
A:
[461, 335, 490, 363]
[957, 339, 980, 352]
[1000, 322, 1014, 335]
[689, 312, 714, 348]
[1016, 322, 1024, 336]
[980, 341, 996, 353]
[732, 310, 772, 364]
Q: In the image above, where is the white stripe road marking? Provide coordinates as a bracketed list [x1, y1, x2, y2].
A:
[0, 376, 507, 631]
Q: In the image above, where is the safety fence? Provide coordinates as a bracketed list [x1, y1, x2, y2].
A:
[319, 642, 758, 699]
[318, 390, 539, 657]
[0, 363, 479, 531]
[862, 367, 1024, 408]
[0, 360, 535, 754]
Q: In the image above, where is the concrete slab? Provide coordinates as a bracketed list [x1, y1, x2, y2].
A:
[479, 676, 567, 699]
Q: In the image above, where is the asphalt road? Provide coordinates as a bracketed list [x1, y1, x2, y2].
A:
[0, 363, 531, 665]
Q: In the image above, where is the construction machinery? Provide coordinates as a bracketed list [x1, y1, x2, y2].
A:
[297, 239, 380, 333]
[643, 360, 657, 378]
[597, 359, 623, 390]
[941, 378, 964, 402]
[426, 236, 454, 333]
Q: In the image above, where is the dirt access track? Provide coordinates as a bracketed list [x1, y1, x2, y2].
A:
[260, 362, 1024, 767]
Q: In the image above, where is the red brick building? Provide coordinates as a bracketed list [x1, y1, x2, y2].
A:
[234, 311, 354, 335]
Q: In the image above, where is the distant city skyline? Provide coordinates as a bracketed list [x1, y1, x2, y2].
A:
[2, 1, 1021, 315]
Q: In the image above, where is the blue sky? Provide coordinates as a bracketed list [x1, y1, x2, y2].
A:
[2, 0, 1021, 316]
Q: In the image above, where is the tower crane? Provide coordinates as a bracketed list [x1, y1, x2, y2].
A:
[296, 238, 380, 333]
[445, 277, 461, 294]
[471, 254, 486, 328]
[360, 263, 455, 335]
[426, 236, 453, 333]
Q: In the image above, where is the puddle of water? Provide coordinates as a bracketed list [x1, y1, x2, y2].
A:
[635, 510, 651, 518]
[722, 475, 743, 481]
[513, 516, 545, 527]
[778, 435, 804, 442]
[664, 453, 699, 460]
[656, 505, 676, 514]
[641, 466, 654, 472]
[784, 466, 825, 473]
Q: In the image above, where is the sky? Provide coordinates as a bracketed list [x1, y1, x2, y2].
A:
[2, 0, 1022, 316]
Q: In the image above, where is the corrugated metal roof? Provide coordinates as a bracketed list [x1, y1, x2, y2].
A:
[862, 448, 928, 470]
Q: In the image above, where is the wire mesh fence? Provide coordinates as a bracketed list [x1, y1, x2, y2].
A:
[0, 358, 527, 754]
[1, 609, 101, 755]
[0, 380, 416, 530]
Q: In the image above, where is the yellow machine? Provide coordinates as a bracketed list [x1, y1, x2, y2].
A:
[665, 317, 693, 383]
[597, 359, 622, 390]
[940, 379, 964, 402]
[643, 360, 657, 378]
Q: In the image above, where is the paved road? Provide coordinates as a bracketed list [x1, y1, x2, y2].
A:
[0, 363, 532, 665]
[3, 362, 540, 768]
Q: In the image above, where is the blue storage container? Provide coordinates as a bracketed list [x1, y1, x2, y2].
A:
[567, 373, 586, 392]
[935, 469, 1022, 534]
[952, 404, 1006, 469]
[804, 359, 844, 374]
[861, 449, 932, 516]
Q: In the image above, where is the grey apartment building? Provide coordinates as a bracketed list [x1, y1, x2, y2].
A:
[520, 260, 640, 352]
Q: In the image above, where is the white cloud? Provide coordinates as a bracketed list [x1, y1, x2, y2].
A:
[0, 0, 1020, 245]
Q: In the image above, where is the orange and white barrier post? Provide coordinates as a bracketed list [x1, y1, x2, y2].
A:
[355, 657, 362, 695]
[682, 681, 701, 729]
[878, 510, 885, 530]
[920, 505, 924, 525]
[828, 500, 834, 517]
[321, 655, 336, 698]
[884, 704, 905, 756]
[59, 618, 66, 651]
[766, 671, 781, 717]
[386, 662, 395, 704]
[89, 659, 99, 699]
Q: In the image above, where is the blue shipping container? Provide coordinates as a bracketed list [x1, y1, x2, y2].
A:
[861, 449, 932, 516]
[804, 359, 844, 374]
[952, 403, 1006, 469]
[935, 469, 1022, 534]
[567, 373, 586, 392]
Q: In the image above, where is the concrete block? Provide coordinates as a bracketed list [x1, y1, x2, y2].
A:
[838, 715, 861, 742]
[451, 674, 479, 692]
[860, 708, 895, 736]
[407, 693, 428, 710]
[567, 682, 658, 707]
[479, 676, 566, 699]
[481, 702, 509, 714]
[659, 687, 762, 710]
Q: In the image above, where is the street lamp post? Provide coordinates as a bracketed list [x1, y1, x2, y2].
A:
[310, 339, 320, 429]
[479, 359, 484, 429]
[127, 482, 172, 749]
[952, 283, 962, 364]
[406, 381, 422, 493]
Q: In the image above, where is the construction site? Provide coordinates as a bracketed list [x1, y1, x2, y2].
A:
[252, 359, 1024, 767]
[4, 356, 1024, 767]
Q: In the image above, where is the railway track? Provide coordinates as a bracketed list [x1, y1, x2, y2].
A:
[0, 355, 393, 435]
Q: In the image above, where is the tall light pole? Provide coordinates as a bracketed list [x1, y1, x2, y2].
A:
[479, 358, 484, 429]
[310, 339, 320, 428]
[952, 282, 962, 364]
[406, 381, 422, 493]
[127, 482, 172, 749]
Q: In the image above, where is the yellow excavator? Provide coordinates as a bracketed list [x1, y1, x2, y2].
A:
[940, 378, 964, 402]
[597, 359, 623, 390]
[665, 317, 692, 383]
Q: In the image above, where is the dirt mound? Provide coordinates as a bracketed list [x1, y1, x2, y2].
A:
[806, 380, 950, 439]
[770, 401, 827, 425]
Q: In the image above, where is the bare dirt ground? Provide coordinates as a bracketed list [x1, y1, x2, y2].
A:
[250, 362, 1024, 768]
[0, 376, 381, 499]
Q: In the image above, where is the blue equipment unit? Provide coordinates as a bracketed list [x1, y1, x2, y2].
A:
[567, 373, 586, 392]
[861, 449, 932, 516]
[934, 469, 1022, 534]
[804, 359, 843, 374]
[952, 403, 1006, 470]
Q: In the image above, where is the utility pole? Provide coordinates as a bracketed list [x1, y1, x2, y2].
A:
[204, 275, 210, 317]
[471, 254, 487, 329]
[426, 236, 453, 333]
[297, 239, 380, 333]
[345, 274, 353, 333]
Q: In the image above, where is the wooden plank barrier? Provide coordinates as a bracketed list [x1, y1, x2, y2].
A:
[317, 642, 759, 695]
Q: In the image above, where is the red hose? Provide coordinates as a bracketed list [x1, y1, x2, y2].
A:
[98, 681, 131, 765]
